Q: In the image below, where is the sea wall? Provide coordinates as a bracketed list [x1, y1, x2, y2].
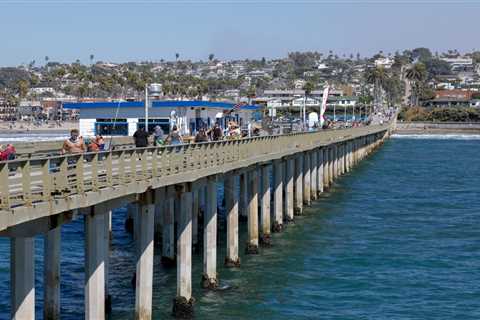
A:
[395, 121, 480, 134]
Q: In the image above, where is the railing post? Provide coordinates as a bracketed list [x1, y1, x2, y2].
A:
[21, 160, 32, 206]
[130, 150, 137, 182]
[56, 157, 68, 193]
[141, 149, 148, 178]
[91, 153, 99, 191]
[41, 159, 51, 203]
[151, 148, 158, 177]
[0, 162, 10, 209]
[105, 152, 113, 187]
[76, 154, 85, 194]
[118, 150, 126, 184]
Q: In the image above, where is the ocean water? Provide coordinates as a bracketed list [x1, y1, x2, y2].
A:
[0, 136, 479, 319]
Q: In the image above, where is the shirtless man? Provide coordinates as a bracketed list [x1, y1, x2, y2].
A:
[62, 129, 85, 154]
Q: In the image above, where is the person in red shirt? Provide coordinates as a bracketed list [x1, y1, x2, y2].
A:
[0, 144, 16, 161]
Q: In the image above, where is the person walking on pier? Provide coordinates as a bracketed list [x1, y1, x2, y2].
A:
[194, 128, 209, 143]
[211, 122, 223, 141]
[61, 129, 85, 154]
[165, 125, 183, 145]
[133, 126, 149, 148]
[153, 125, 165, 146]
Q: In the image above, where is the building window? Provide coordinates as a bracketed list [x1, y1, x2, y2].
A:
[95, 121, 129, 136]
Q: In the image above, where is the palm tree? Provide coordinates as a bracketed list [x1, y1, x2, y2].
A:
[208, 54, 215, 62]
[90, 54, 94, 65]
[175, 53, 180, 61]
[45, 56, 50, 72]
[405, 63, 427, 106]
[365, 66, 387, 108]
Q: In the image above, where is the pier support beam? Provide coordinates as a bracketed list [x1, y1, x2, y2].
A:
[44, 227, 61, 320]
[246, 168, 259, 254]
[323, 148, 329, 189]
[202, 177, 218, 289]
[345, 142, 350, 173]
[260, 165, 272, 246]
[303, 152, 311, 206]
[225, 174, 240, 267]
[154, 190, 164, 243]
[329, 146, 334, 185]
[162, 186, 175, 266]
[273, 160, 283, 232]
[284, 158, 294, 223]
[135, 191, 155, 320]
[11, 237, 35, 320]
[317, 148, 324, 195]
[239, 172, 248, 221]
[334, 145, 338, 178]
[85, 206, 108, 320]
[173, 187, 194, 318]
[311, 151, 317, 201]
[294, 155, 303, 215]
[192, 185, 200, 252]
[104, 211, 111, 313]
[339, 144, 344, 175]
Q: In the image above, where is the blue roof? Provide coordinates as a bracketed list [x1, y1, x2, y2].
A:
[63, 100, 262, 110]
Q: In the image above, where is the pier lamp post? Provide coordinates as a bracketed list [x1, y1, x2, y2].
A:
[145, 85, 149, 132]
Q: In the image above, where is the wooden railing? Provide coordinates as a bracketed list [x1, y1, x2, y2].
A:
[0, 125, 389, 212]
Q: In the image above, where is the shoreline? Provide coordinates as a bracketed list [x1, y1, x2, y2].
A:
[394, 129, 480, 135]
[395, 121, 480, 135]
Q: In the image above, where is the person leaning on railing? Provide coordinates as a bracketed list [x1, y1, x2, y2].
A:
[61, 129, 86, 155]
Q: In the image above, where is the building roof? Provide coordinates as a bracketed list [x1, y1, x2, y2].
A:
[63, 100, 261, 110]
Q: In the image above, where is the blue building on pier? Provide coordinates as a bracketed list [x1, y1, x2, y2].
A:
[63, 100, 262, 136]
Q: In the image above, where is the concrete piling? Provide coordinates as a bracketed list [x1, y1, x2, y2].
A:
[202, 177, 218, 289]
[239, 172, 248, 221]
[192, 186, 199, 252]
[225, 174, 240, 267]
[284, 158, 295, 223]
[311, 151, 318, 201]
[135, 191, 155, 320]
[161, 186, 175, 266]
[323, 148, 329, 189]
[44, 227, 60, 320]
[294, 156, 303, 215]
[246, 168, 259, 254]
[273, 160, 284, 232]
[303, 152, 311, 206]
[260, 165, 272, 246]
[329, 146, 334, 185]
[11, 237, 35, 320]
[85, 206, 108, 320]
[317, 148, 324, 195]
[154, 188, 165, 243]
[173, 188, 194, 318]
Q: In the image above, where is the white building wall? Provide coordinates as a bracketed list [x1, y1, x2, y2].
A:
[128, 118, 138, 136]
[79, 119, 96, 137]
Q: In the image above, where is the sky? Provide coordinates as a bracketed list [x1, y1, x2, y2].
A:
[1, 0, 480, 66]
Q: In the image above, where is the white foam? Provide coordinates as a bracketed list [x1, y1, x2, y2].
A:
[0, 135, 68, 143]
[392, 134, 480, 140]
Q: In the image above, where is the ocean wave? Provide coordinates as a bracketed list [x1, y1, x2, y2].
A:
[392, 134, 480, 140]
[0, 135, 67, 143]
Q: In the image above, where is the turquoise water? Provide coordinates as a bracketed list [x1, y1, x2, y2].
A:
[1, 136, 479, 319]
